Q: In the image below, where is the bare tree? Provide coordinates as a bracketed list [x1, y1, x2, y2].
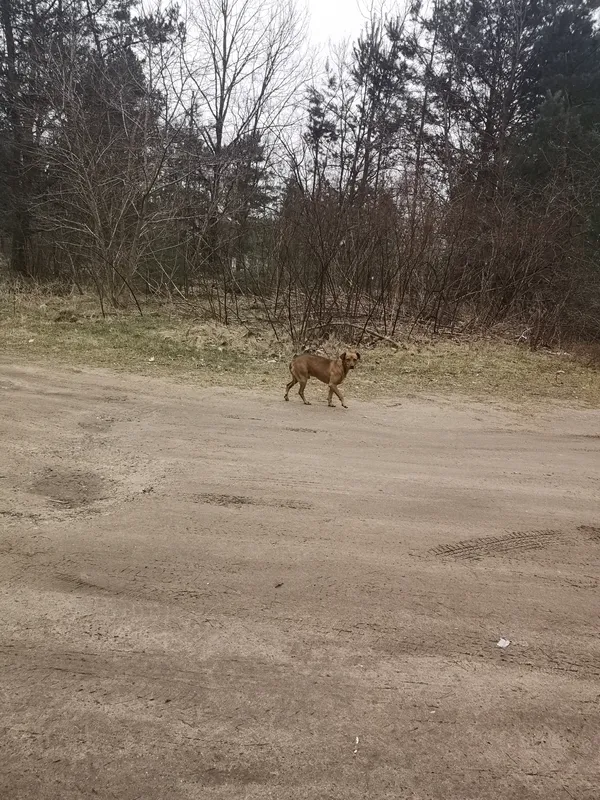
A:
[33, 3, 189, 307]
[178, 0, 306, 305]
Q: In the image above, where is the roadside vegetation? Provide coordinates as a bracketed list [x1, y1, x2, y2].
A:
[2, 286, 599, 407]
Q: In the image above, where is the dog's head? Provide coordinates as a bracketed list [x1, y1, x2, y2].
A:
[341, 351, 360, 370]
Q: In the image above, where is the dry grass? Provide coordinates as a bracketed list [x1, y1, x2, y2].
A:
[1, 285, 600, 407]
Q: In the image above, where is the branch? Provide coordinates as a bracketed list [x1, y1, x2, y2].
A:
[316, 321, 406, 350]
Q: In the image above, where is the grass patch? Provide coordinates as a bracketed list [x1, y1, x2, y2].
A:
[1, 287, 599, 407]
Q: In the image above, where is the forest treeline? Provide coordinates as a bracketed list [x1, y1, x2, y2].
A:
[1, 0, 600, 344]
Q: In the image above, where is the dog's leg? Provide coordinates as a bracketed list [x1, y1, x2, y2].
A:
[298, 378, 311, 405]
[284, 377, 297, 401]
[327, 386, 335, 407]
[329, 383, 348, 408]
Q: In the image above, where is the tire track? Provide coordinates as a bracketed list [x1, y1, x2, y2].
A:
[430, 529, 562, 560]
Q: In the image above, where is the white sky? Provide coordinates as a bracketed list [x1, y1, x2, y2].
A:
[306, 0, 367, 47]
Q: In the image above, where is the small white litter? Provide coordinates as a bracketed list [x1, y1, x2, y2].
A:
[496, 638, 511, 649]
[148, 356, 155, 362]
[353, 736, 359, 755]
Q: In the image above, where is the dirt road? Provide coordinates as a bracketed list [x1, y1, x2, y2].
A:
[1, 363, 599, 799]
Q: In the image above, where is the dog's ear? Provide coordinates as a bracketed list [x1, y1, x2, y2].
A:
[341, 351, 347, 360]
[356, 351, 361, 360]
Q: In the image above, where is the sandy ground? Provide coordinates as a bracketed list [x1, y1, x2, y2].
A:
[1, 362, 599, 800]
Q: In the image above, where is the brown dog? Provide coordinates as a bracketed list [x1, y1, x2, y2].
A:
[284, 351, 360, 408]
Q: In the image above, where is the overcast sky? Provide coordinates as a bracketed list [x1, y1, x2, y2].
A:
[306, 0, 367, 47]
